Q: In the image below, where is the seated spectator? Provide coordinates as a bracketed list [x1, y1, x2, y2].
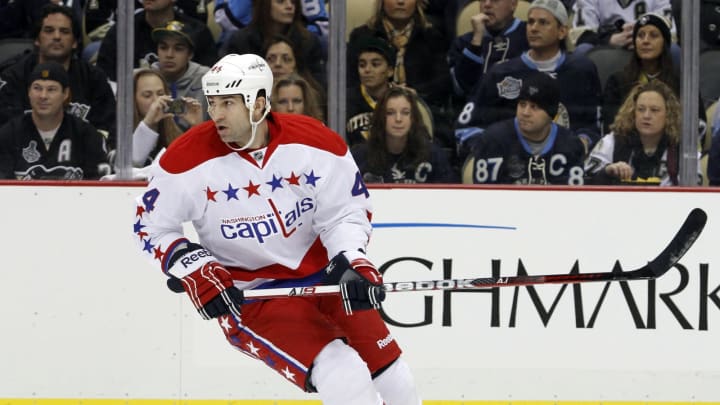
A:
[351, 86, 456, 184]
[221, 0, 325, 89]
[448, 0, 529, 98]
[671, 0, 720, 52]
[214, 0, 329, 53]
[467, 71, 585, 184]
[0, 62, 110, 180]
[602, 13, 705, 135]
[150, 20, 210, 130]
[707, 97, 720, 185]
[347, 0, 453, 150]
[571, 0, 676, 55]
[346, 36, 396, 146]
[456, 0, 601, 155]
[271, 72, 325, 122]
[0, 3, 116, 150]
[585, 81, 701, 185]
[132, 68, 202, 168]
[97, 0, 218, 82]
[0, 0, 83, 41]
[263, 34, 325, 98]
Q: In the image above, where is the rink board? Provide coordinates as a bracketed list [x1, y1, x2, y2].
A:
[0, 183, 718, 403]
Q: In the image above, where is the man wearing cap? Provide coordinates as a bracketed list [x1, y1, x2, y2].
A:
[448, 0, 530, 98]
[345, 37, 397, 147]
[151, 19, 209, 130]
[0, 62, 110, 180]
[0, 3, 116, 150]
[456, 0, 601, 156]
[97, 0, 218, 82]
[466, 71, 585, 184]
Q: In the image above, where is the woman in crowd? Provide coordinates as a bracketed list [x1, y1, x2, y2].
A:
[347, 0, 452, 149]
[271, 72, 325, 123]
[132, 68, 202, 167]
[351, 86, 455, 183]
[585, 81, 702, 186]
[602, 12, 706, 137]
[221, 0, 325, 88]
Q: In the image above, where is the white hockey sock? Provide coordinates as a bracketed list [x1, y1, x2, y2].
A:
[372, 357, 422, 405]
[310, 339, 383, 405]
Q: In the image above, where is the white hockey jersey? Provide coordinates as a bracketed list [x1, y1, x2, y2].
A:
[133, 113, 373, 288]
[572, 0, 675, 32]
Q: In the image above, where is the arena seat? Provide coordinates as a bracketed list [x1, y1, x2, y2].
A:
[585, 45, 632, 91]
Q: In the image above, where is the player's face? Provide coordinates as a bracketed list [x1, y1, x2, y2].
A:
[481, 0, 518, 30]
[270, 0, 296, 25]
[207, 95, 258, 144]
[157, 38, 192, 79]
[634, 25, 664, 61]
[275, 84, 305, 114]
[383, 0, 417, 23]
[516, 99, 552, 140]
[135, 74, 166, 117]
[634, 90, 667, 139]
[358, 51, 393, 89]
[384, 95, 412, 139]
[526, 8, 567, 51]
[35, 13, 77, 62]
[28, 79, 68, 117]
[265, 41, 297, 79]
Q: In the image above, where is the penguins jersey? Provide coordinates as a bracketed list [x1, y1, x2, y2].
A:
[133, 113, 373, 289]
[573, 0, 675, 32]
[584, 132, 702, 186]
[0, 113, 110, 180]
[456, 52, 602, 147]
[468, 118, 586, 185]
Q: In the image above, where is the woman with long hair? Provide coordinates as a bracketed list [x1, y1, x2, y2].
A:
[271, 72, 325, 123]
[132, 69, 202, 167]
[586, 80, 701, 185]
[351, 86, 455, 183]
[221, 0, 325, 88]
[347, 0, 452, 149]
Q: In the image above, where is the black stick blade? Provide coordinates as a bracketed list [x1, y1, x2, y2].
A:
[645, 208, 707, 278]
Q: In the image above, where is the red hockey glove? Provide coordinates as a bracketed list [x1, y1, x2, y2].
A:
[324, 251, 386, 315]
[166, 242, 243, 320]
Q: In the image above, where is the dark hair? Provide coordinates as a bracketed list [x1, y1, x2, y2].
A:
[366, 87, 431, 174]
[33, 3, 82, 44]
[250, 0, 312, 47]
[622, 29, 679, 93]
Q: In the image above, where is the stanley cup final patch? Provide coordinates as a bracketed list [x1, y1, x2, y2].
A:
[497, 76, 522, 100]
[22, 140, 42, 163]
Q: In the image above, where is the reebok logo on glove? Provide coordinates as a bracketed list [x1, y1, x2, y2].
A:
[180, 249, 212, 267]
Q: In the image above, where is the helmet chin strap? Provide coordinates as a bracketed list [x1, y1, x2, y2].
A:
[226, 105, 271, 152]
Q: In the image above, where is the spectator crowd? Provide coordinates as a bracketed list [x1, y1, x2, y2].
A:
[0, 0, 719, 185]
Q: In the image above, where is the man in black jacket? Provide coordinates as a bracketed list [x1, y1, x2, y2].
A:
[0, 3, 117, 149]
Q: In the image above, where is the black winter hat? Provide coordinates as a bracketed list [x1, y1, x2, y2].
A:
[633, 13, 672, 48]
[28, 62, 69, 89]
[356, 36, 397, 68]
[518, 72, 560, 119]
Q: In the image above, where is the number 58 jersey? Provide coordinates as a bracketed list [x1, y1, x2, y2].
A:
[133, 113, 373, 285]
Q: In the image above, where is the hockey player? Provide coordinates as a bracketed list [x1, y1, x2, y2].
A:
[133, 54, 421, 405]
[467, 71, 586, 185]
[455, 0, 601, 157]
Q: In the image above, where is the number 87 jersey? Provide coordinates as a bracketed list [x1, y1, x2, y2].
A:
[468, 118, 586, 185]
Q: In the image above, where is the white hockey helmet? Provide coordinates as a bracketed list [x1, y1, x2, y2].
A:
[202, 53, 273, 110]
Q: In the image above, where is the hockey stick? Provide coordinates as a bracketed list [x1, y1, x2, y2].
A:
[236, 208, 707, 300]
